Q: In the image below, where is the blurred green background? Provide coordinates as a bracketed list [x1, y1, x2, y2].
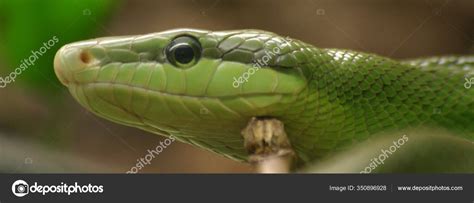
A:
[0, 0, 473, 173]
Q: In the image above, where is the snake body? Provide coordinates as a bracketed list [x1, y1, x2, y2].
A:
[54, 29, 474, 164]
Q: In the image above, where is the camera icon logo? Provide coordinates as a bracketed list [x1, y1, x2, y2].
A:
[12, 180, 29, 197]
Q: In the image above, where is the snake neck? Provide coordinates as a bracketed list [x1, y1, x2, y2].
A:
[282, 48, 474, 162]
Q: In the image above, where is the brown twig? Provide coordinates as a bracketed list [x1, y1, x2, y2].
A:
[241, 117, 295, 173]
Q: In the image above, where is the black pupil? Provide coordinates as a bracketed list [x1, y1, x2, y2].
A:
[174, 45, 194, 64]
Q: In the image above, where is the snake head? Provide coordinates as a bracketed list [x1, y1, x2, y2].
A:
[54, 29, 309, 160]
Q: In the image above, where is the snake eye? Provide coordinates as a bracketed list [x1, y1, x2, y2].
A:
[166, 36, 201, 68]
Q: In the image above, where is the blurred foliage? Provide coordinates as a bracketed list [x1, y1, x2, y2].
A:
[0, 0, 122, 152]
[0, 0, 120, 93]
[302, 127, 474, 173]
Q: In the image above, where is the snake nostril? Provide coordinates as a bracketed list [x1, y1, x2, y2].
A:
[79, 50, 92, 64]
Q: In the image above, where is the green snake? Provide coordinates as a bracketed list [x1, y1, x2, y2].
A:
[54, 29, 474, 165]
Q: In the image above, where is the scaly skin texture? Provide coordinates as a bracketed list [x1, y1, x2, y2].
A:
[54, 29, 474, 164]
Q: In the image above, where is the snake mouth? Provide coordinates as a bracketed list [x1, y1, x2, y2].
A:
[54, 50, 67, 85]
[67, 80, 292, 160]
[72, 80, 295, 122]
[54, 46, 76, 86]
